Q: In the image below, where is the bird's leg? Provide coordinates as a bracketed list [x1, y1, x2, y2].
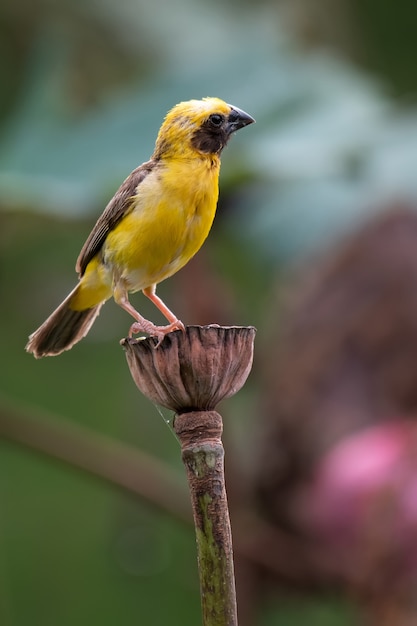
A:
[143, 285, 185, 328]
[114, 284, 183, 345]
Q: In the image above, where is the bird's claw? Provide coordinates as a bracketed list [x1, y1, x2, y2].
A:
[129, 319, 185, 347]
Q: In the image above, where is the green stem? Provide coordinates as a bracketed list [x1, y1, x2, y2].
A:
[174, 410, 238, 626]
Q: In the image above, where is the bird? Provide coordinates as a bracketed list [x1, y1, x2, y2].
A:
[26, 97, 255, 358]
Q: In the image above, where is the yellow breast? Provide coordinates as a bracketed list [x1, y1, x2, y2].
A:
[103, 156, 220, 291]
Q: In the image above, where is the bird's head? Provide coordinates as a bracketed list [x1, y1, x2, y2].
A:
[153, 97, 255, 160]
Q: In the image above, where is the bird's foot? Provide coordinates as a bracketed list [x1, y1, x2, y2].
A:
[129, 318, 185, 347]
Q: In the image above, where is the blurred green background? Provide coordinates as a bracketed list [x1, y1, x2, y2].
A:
[2, 0, 417, 624]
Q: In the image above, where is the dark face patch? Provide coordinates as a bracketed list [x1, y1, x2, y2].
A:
[191, 113, 230, 155]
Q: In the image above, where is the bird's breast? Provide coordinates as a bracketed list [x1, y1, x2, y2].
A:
[103, 158, 220, 291]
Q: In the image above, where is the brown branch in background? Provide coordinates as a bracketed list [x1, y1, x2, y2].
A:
[0, 393, 340, 590]
[0, 396, 338, 587]
[0, 396, 190, 524]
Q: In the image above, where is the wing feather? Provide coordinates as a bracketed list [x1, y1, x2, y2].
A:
[76, 159, 156, 275]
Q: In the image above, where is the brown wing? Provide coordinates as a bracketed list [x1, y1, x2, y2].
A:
[76, 159, 156, 276]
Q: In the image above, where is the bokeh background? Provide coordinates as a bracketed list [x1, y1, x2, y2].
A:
[2, 0, 417, 624]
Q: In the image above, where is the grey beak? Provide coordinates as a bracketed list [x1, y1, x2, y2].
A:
[226, 105, 255, 133]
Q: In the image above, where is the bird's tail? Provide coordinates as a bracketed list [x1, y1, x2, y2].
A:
[26, 284, 104, 358]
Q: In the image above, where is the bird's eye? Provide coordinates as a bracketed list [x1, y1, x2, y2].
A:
[208, 113, 224, 127]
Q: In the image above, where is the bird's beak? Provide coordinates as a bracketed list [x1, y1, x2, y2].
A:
[226, 106, 255, 134]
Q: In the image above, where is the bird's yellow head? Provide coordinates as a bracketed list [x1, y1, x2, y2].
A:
[153, 97, 255, 160]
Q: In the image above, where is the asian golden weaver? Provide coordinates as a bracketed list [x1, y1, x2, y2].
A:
[26, 97, 255, 358]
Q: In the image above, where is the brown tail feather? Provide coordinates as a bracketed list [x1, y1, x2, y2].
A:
[26, 286, 104, 358]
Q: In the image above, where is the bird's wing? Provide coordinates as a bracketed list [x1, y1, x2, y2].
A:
[76, 159, 156, 276]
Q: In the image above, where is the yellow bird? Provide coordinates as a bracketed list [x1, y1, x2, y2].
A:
[26, 97, 254, 358]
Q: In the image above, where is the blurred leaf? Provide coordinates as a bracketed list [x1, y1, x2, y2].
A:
[2, 1, 417, 270]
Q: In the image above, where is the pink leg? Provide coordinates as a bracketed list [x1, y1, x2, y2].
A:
[143, 285, 184, 326]
[114, 284, 184, 346]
